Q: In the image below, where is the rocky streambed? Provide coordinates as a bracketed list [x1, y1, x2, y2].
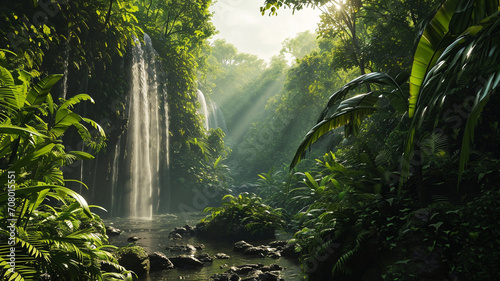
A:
[104, 213, 302, 280]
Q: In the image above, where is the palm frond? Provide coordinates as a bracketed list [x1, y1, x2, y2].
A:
[409, 0, 499, 117]
[291, 103, 378, 168]
[409, 0, 460, 117]
[403, 5, 500, 190]
[319, 72, 404, 122]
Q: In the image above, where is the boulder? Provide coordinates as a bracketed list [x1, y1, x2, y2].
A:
[169, 255, 204, 268]
[195, 253, 213, 263]
[267, 250, 281, 259]
[280, 242, 300, 259]
[215, 253, 231, 259]
[184, 224, 196, 235]
[105, 226, 122, 237]
[223, 263, 284, 281]
[268, 241, 287, 248]
[127, 236, 139, 242]
[169, 225, 196, 238]
[172, 227, 188, 235]
[170, 233, 182, 240]
[229, 265, 260, 275]
[233, 240, 253, 252]
[166, 244, 197, 253]
[210, 273, 241, 281]
[195, 243, 205, 250]
[148, 252, 174, 271]
[234, 241, 285, 258]
[261, 264, 283, 272]
[240, 269, 263, 281]
[116, 246, 150, 276]
[257, 271, 284, 281]
[243, 246, 269, 256]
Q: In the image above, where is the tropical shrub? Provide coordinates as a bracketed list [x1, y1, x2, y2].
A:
[197, 192, 283, 241]
[255, 165, 297, 210]
[293, 189, 500, 280]
[0, 53, 129, 280]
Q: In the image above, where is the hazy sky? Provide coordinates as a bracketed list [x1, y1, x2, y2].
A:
[210, 0, 322, 62]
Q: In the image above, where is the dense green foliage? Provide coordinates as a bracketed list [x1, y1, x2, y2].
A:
[1, 0, 500, 279]
[0, 56, 129, 280]
[246, 0, 500, 279]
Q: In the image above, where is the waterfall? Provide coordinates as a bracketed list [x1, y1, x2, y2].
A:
[209, 103, 218, 129]
[209, 102, 227, 133]
[197, 90, 210, 130]
[125, 34, 163, 219]
[197, 90, 227, 132]
[102, 33, 170, 218]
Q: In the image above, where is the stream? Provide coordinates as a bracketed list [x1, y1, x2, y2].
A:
[105, 213, 303, 280]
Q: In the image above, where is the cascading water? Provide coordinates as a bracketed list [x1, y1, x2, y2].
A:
[123, 34, 164, 219]
[209, 103, 218, 129]
[197, 90, 227, 132]
[209, 102, 227, 132]
[197, 90, 210, 130]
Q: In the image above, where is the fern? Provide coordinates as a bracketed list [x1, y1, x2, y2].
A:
[332, 229, 369, 276]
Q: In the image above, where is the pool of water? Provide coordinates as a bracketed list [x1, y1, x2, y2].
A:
[105, 213, 304, 280]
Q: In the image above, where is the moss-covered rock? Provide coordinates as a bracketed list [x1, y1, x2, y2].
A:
[116, 246, 150, 276]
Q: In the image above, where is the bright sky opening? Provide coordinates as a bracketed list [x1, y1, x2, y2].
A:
[210, 0, 322, 62]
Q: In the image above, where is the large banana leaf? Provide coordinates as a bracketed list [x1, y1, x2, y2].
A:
[291, 72, 406, 168]
[0, 66, 26, 111]
[408, 0, 498, 117]
[291, 92, 381, 168]
[59, 93, 95, 110]
[459, 72, 500, 181]
[0, 125, 46, 137]
[409, 0, 459, 117]
[319, 72, 405, 122]
[51, 107, 83, 137]
[402, 10, 500, 190]
[26, 74, 63, 106]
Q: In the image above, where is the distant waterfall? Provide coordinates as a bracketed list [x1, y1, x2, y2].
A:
[209, 102, 227, 133]
[197, 90, 226, 132]
[120, 33, 168, 219]
[197, 90, 210, 130]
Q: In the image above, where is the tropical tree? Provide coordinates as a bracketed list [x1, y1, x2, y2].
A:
[280, 30, 319, 61]
[262, 0, 439, 76]
[288, 0, 500, 195]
